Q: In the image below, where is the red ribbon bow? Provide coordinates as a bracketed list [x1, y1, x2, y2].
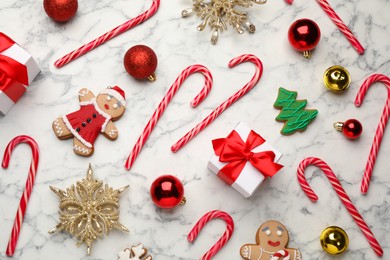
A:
[0, 33, 29, 86]
[212, 130, 283, 185]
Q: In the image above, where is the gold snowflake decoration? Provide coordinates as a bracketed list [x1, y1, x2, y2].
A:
[49, 164, 129, 256]
[182, 0, 267, 44]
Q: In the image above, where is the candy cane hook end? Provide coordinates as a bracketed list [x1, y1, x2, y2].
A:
[228, 54, 263, 70]
[354, 100, 362, 107]
[188, 210, 234, 259]
[189, 70, 213, 108]
[2, 158, 9, 168]
[187, 233, 195, 243]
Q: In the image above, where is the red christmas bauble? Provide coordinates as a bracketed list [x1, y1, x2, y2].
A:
[43, 0, 78, 23]
[342, 119, 363, 139]
[150, 175, 184, 209]
[124, 45, 158, 81]
[288, 18, 321, 57]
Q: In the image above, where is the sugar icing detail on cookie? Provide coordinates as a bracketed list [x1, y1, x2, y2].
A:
[274, 87, 318, 135]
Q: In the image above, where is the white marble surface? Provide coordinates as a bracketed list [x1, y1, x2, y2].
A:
[1, 0, 390, 259]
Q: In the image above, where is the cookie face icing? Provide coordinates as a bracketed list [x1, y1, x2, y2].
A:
[274, 87, 318, 135]
[240, 220, 302, 260]
[257, 221, 290, 253]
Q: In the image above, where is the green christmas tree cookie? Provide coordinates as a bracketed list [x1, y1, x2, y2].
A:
[274, 87, 318, 135]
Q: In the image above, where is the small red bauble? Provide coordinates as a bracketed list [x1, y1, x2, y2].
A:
[334, 119, 363, 140]
[288, 18, 321, 58]
[124, 45, 158, 82]
[43, 0, 78, 23]
[150, 175, 185, 209]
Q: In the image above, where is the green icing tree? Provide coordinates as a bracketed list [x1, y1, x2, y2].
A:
[274, 87, 318, 135]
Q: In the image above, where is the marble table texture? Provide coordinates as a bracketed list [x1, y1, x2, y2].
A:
[1, 0, 390, 259]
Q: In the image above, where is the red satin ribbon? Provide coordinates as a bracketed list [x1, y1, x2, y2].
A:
[212, 130, 283, 185]
[0, 72, 26, 103]
[0, 33, 29, 86]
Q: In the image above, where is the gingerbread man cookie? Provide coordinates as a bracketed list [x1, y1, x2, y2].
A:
[240, 220, 302, 260]
[52, 86, 126, 156]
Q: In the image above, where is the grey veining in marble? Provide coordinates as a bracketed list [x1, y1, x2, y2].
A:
[0, 0, 390, 259]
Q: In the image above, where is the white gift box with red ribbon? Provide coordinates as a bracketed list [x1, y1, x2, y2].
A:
[208, 122, 283, 198]
[0, 32, 40, 115]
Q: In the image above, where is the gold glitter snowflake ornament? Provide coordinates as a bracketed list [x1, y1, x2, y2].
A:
[182, 0, 267, 44]
[49, 164, 129, 255]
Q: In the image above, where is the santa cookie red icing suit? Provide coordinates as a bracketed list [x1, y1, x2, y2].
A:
[52, 86, 126, 156]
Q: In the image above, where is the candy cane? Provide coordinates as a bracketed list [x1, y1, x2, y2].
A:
[171, 54, 263, 152]
[2, 135, 40, 256]
[297, 157, 383, 256]
[271, 249, 290, 260]
[54, 0, 160, 68]
[355, 74, 390, 194]
[188, 210, 234, 260]
[316, 0, 364, 54]
[124, 64, 213, 170]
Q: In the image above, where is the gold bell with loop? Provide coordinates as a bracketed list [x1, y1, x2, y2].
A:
[323, 65, 351, 93]
[320, 226, 349, 255]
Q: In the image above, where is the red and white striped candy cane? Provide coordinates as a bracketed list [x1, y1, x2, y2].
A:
[316, 0, 364, 54]
[297, 157, 383, 256]
[271, 249, 290, 260]
[171, 54, 263, 152]
[355, 74, 390, 194]
[2, 135, 40, 256]
[188, 210, 234, 260]
[54, 0, 160, 68]
[124, 64, 213, 170]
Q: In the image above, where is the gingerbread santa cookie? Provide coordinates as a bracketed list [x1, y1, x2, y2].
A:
[52, 86, 126, 156]
[240, 220, 302, 260]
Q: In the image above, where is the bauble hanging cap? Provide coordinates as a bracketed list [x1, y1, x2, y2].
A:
[100, 86, 126, 107]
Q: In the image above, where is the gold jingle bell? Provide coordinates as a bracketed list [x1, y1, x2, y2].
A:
[323, 65, 351, 93]
[320, 226, 349, 255]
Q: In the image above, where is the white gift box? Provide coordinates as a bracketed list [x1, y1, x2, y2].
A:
[207, 122, 282, 198]
[1, 42, 40, 86]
